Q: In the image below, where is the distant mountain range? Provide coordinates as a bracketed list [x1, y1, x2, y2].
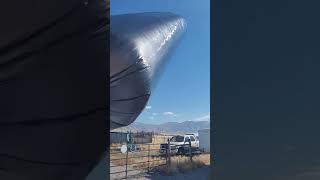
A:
[112, 120, 210, 134]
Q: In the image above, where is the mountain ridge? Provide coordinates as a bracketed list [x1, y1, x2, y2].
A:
[112, 120, 210, 134]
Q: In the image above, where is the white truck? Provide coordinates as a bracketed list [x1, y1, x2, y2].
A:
[160, 134, 199, 155]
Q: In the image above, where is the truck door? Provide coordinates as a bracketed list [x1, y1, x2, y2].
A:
[190, 136, 197, 147]
[184, 136, 190, 148]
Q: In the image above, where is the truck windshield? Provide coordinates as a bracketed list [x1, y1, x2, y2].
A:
[170, 136, 184, 142]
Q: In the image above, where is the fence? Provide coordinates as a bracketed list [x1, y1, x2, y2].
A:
[110, 143, 167, 179]
[110, 137, 194, 179]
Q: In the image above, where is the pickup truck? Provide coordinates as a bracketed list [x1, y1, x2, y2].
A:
[160, 134, 199, 155]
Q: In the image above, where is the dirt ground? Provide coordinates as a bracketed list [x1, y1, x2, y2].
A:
[110, 154, 210, 180]
[126, 166, 211, 180]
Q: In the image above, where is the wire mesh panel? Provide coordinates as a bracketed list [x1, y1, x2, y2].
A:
[110, 131, 172, 179]
[110, 143, 168, 179]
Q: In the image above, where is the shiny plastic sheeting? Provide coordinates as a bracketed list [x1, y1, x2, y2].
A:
[110, 12, 186, 129]
[0, 1, 108, 180]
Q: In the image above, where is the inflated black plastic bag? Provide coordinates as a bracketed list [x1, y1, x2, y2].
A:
[110, 12, 186, 129]
[0, 0, 108, 179]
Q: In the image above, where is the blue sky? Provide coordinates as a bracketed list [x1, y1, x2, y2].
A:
[111, 0, 210, 124]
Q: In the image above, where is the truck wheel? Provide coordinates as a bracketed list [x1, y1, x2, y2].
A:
[178, 147, 185, 155]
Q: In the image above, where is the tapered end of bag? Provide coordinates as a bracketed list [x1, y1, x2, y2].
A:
[110, 12, 186, 129]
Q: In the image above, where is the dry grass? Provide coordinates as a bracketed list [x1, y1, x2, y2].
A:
[111, 151, 167, 172]
[152, 135, 172, 144]
[110, 135, 171, 148]
[110, 143, 122, 147]
[110, 144, 165, 167]
[155, 154, 210, 176]
[111, 153, 210, 175]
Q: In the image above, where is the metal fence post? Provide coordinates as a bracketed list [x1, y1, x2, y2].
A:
[167, 138, 171, 165]
[188, 139, 192, 162]
[148, 144, 150, 172]
[125, 143, 129, 178]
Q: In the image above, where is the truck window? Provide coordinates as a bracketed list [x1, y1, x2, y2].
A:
[190, 136, 195, 141]
[170, 135, 184, 142]
[185, 136, 190, 142]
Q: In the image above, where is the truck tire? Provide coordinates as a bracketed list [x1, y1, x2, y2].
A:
[178, 147, 185, 155]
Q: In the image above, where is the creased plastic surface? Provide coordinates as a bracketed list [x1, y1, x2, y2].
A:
[110, 12, 186, 129]
[0, 0, 108, 179]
